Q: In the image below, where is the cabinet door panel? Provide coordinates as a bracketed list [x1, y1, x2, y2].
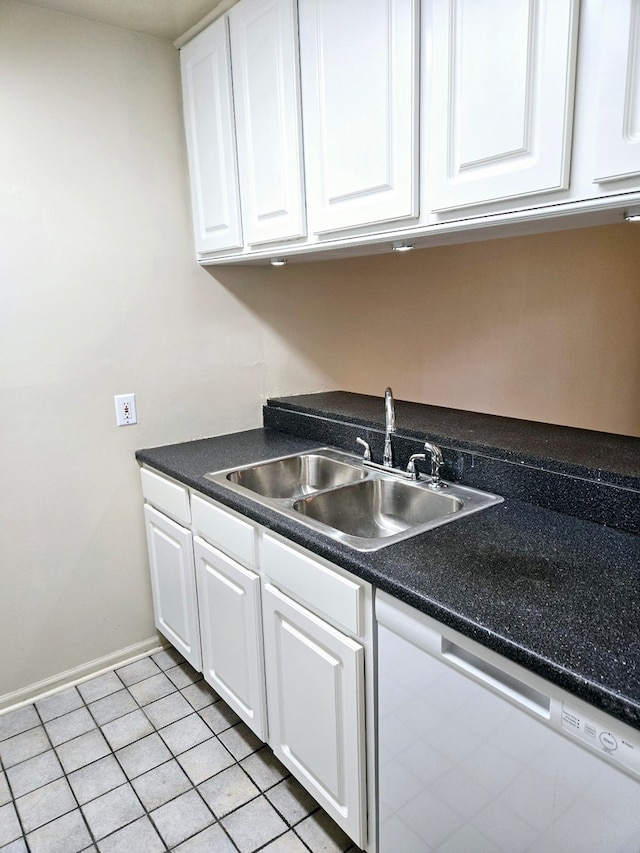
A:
[194, 537, 267, 741]
[144, 505, 201, 671]
[429, 0, 578, 211]
[181, 18, 243, 254]
[299, 0, 419, 233]
[262, 582, 366, 847]
[229, 0, 306, 244]
[593, 0, 640, 183]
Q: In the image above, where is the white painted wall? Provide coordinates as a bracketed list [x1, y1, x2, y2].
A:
[0, 0, 329, 704]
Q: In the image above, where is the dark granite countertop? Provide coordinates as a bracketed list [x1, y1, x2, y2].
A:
[136, 426, 640, 732]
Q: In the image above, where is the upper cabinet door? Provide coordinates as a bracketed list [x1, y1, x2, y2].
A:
[180, 18, 243, 254]
[593, 0, 640, 184]
[299, 0, 419, 234]
[428, 0, 579, 212]
[229, 0, 306, 245]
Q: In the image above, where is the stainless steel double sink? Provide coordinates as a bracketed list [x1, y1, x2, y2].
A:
[205, 448, 502, 552]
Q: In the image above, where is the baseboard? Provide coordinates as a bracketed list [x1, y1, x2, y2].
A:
[0, 636, 168, 714]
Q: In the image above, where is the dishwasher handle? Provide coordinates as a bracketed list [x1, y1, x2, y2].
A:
[376, 593, 551, 719]
[441, 639, 551, 719]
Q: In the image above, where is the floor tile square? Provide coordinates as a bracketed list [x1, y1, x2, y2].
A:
[131, 758, 191, 811]
[25, 809, 92, 853]
[45, 708, 96, 746]
[144, 692, 193, 729]
[0, 727, 50, 769]
[6, 750, 63, 799]
[15, 777, 76, 834]
[172, 823, 237, 853]
[115, 733, 172, 780]
[177, 738, 235, 786]
[55, 729, 111, 773]
[218, 722, 263, 761]
[0, 802, 22, 847]
[165, 663, 202, 689]
[127, 673, 175, 707]
[67, 755, 127, 805]
[221, 795, 288, 853]
[266, 777, 318, 825]
[88, 690, 137, 727]
[0, 706, 40, 742]
[181, 680, 220, 711]
[241, 747, 289, 791]
[151, 789, 213, 849]
[96, 815, 164, 853]
[199, 701, 240, 734]
[101, 710, 153, 751]
[151, 647, 185, 671]
[115, 658, 161, 687]
[81, 783, 144, 840]
[158, 713, 212, 755]
[295, 810, 353, 853]
[77, 672, 123, 705]
[35, 688, 83, 723]
[199, 764, 259, 818]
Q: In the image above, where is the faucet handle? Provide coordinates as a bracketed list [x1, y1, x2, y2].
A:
[356, 437, 372, 462]
[406, 453, 426, 480]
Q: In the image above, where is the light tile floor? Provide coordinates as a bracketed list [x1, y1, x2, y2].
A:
[0, 648, 364, 853]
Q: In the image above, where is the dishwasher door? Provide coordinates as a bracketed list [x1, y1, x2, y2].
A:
[376, 592, 640, 853]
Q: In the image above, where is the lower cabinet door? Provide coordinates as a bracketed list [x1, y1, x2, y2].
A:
[143, 504, 202, 671]
[262, 582, 367, 847]
[194, 537, 267, 741]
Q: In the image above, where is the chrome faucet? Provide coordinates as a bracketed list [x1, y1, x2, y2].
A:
[383, 387, 395, 467]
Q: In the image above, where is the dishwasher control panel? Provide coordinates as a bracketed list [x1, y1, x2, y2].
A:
[562, 704, 640, 777]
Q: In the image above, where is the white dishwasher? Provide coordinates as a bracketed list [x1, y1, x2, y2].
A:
[376, 591, 640, 853]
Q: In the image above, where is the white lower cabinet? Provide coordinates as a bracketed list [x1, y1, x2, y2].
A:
[141, 468, 372, 850]
[262, 581, 367, 847]
[193, 535, 267, 740]
[143, 504, 202, 671]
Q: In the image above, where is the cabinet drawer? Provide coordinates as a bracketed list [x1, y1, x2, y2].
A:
[141, 467, 191, 526]
[191, 493, 257, 568]
[260, 534, 364, 637]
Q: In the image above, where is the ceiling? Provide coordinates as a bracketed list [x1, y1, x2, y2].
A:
[19, 0, 227, 41]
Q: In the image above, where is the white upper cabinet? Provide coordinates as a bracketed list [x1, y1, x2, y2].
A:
[229, 0, 306, 245]
[181, 18, 243, 254]
[298, 0, 419, 234]
[428, 0, 579, 213]
[593, 0, 640, 184]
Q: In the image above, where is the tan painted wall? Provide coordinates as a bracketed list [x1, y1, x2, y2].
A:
[261, 224, 640, 437]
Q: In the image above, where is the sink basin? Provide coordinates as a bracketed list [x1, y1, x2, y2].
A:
[224, 452, 366, 499]
[293, 478, 463, 540]
[205, 447, 502, 551]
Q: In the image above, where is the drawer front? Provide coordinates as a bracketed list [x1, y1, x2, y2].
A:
[141, 467, 191, 526]
[191, 493, 257, 568]
[260, 534, 364, 637]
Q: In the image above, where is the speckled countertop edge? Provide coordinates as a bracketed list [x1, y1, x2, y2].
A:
[135, 427, 640, 733]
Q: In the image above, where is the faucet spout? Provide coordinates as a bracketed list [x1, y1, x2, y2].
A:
[383, 387, 395, 467]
